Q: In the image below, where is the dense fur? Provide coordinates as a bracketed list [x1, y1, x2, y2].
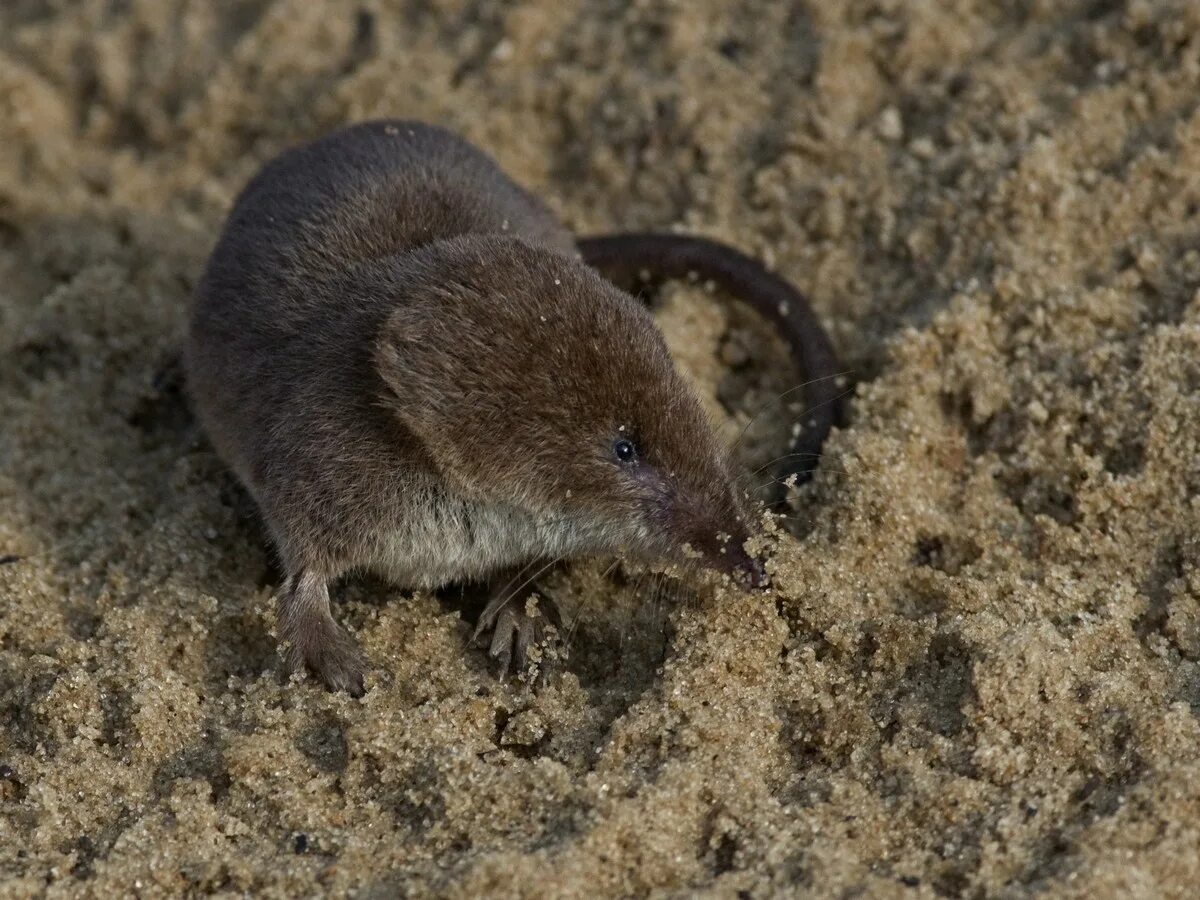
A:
[186, 121, 777, 694]
[374, 237, 739, 539]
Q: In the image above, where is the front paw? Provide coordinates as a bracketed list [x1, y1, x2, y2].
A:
[472, 593, 564, 680]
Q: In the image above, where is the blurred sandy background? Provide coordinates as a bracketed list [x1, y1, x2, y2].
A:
[3, 0, 1200, 896]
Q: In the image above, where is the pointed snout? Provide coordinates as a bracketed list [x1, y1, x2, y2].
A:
[727, 545, 770, 590]
[666, 489, 769, 589]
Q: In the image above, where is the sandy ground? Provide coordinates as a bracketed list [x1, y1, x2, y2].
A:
[3, 0, 1200, 896]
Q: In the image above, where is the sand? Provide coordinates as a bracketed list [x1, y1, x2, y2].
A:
[3, 0, 1200, 896]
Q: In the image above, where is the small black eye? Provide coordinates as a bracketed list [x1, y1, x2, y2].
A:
[613, 438, 637, 463]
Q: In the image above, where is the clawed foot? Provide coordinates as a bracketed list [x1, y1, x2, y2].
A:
[472, 590, 564, 680]
[285, 618, 368, 697]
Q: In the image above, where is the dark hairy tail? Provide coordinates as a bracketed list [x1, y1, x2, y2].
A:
[577, 233, 847, 484]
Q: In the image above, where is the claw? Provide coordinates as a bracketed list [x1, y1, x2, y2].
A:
[489, 614, 514, 676]
[285, 620, 367, 697]
[474, 592, 563, 680]
[514, 615, 534, 668]
[472, 592, 507, 644]
[471, 619, 489, 647]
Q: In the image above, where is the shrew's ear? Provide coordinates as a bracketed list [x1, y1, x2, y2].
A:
[375, 303, 447, 432]
[374, 301, 476, 460]
[373, 284, 503, 499]
[371, 233, 495, 436]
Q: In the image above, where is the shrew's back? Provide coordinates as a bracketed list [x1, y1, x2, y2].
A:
[195, 120, 573, 335]
[185, 121, 573, 552]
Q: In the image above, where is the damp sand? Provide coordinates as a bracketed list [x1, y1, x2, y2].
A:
[3, 2, 1200, 896]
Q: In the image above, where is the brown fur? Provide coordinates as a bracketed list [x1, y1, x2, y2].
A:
[186, 120, 826, 695]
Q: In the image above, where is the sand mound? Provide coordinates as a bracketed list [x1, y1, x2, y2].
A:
[3, 1, 1200, 896]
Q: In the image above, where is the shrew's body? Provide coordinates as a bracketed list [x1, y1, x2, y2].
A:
[186, 121, 842, 694]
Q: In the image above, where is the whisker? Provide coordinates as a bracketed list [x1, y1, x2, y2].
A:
[651, 577, 673, 630]
[729, 370, 855, 456]
[493, 558, 538, 601]
[750, 384, 857, 459]
[560, 558, 621, 655]
[735, 451, 832, 485]
[490, 556, 563, 622]
[729, 382, 858, 498]
[646, 575, 662, 617]
[564, 601, 587, 650]
[749, 464, 854, 494]
[763, 512, 819, 529]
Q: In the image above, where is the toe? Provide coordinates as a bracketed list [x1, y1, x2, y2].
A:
[474, 592, 511, 642]
[514, 615, 535, 668]
[293, 622, 368, 696]
[324, 660, 366, 697]
[489, 609, 515, 676]
[317, 651, 367, 696]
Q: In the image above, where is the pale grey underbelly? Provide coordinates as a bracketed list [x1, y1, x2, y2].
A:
[360, 499, 618, 589]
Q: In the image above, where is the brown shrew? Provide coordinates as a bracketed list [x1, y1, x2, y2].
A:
[185, 120, 845, 695]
